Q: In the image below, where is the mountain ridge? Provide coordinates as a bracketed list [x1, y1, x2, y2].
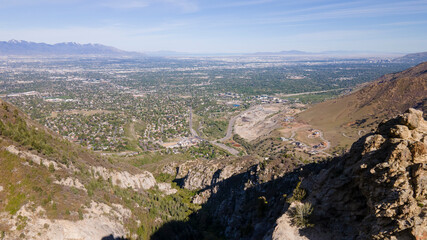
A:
[0, 40, 143, 56]
[298, 61, 427, 148]
[393, 51, 427, 64]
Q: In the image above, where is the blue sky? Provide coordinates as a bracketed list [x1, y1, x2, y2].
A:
[0, 0, 426, 53]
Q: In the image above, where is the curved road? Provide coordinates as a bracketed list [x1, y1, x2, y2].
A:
[189, 107, 239, 156]
[219, 105, 260, 142]
[219, 114, 238, 142]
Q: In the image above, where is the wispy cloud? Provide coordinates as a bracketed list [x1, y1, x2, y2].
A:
[377, 20, 427, 26]
[100, 0, 198, 12]
[214, 0, 276, 8]
[0, 0, 426, 52]
[0, 0, 80, 7]
[0, 20, 191, 46]
[131, 21, 191, 35]
[0, 0, 199, 12]
[163, 0, 198, 12]
[256, 0, 427, 25]
[101, 0, 150, 9]
[285, 29, 384, 41]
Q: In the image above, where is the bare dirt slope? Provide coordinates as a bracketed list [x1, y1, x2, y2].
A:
[234, 104, 285, 141]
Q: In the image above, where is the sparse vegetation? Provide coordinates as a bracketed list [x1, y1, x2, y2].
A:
[289, 202, 314, 228]
[287, 181, 306, 203]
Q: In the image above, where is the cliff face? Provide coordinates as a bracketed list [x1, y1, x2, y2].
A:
[300, 108, 427, 239]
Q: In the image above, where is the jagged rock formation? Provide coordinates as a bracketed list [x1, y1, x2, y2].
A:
[173, 157, 259, 191]
[300, 108, 427, 239]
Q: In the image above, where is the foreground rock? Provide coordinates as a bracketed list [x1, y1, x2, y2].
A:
[300, 108, 427, 239]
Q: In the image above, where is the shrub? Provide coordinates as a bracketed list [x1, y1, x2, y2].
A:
[287, 181, 306, 203]
[48, 163, 55, 173]
[289, 202, 313, 228]
[155, 173, 174, 183]
[78, 209, 84, 220]
[5, 193, 26, 215]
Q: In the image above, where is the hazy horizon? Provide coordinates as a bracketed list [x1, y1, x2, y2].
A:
[1, 0, 427, 53]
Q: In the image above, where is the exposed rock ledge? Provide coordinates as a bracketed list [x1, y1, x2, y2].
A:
[91, 166, 176, 195]
[91, 166, 157, 191]
[5, 145, 77, 171]
[53, 177, 87, 192]
[1, 201, 130, 240]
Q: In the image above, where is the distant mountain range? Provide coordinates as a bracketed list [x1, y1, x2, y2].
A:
[0, 40, 142, 57]
[250, 50, 409, 58]
[1, 40, 425, 60]
[251, 50, 309, 55]
[145, 49, 406, 58]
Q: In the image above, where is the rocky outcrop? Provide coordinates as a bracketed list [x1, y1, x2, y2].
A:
[5, 145, 80, 173]
[2, 201, 130, 240]
[91, 166, 157, 191]
[92, 166, 177, 195]
[53, 177, 87, 192]
[301, 108, 427, 239]
[174, 157, 258, 191]
[167, 157, 261, 204]
[157, 182, 178, 195]
[6, 145, 64, 171]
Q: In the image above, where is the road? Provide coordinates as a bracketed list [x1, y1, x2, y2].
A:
[213, 105, 269, 155]
[189, 107, 199, 137]
[279, 88, 349, 97]
[219, 114, 238, 142]
[317, 130, 331, 156]
[189, 107, 239, 156]
[219, 105, 261, 142]
[210, 141, 240, 156]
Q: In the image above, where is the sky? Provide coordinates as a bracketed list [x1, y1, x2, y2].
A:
[0, 0, 426, 53]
